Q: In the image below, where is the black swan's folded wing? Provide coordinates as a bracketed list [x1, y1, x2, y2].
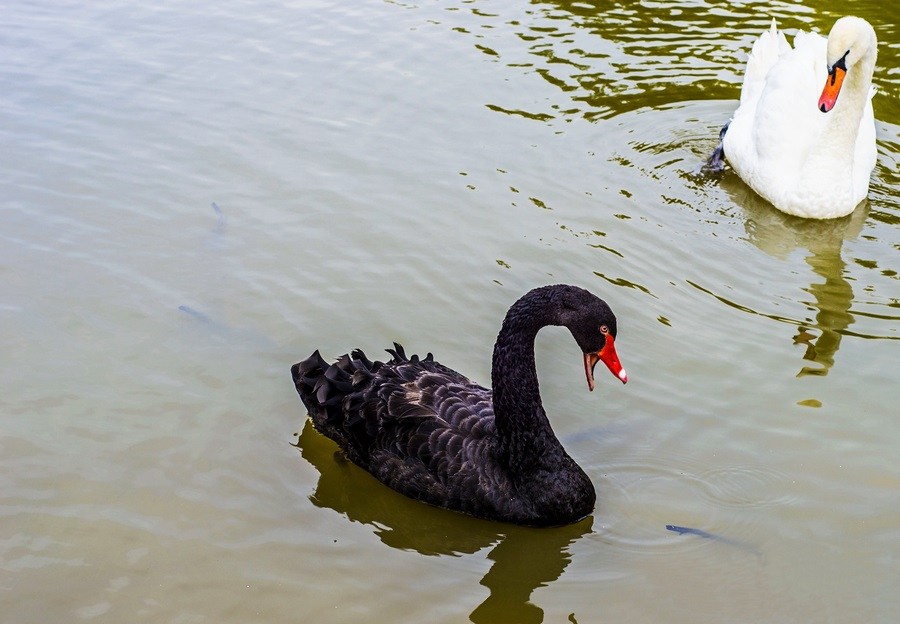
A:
[292, 344, 501, 507]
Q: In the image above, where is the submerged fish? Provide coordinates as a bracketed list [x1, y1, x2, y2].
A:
[666, 524, 761, 557]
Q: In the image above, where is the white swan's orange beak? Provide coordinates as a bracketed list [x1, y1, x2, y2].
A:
[818, 63, 847, 113]
[584, 334, 628, 391]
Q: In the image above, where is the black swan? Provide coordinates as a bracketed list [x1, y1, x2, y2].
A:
[291, 285, 628, 527]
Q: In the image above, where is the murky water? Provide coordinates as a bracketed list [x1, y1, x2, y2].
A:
[2, 1, 898, 622]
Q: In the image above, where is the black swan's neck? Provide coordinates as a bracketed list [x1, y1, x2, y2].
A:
[491, 293, 566, 474]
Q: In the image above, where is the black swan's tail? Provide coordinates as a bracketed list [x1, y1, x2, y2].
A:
[292, 344, 432, 460]
[291, 349, 380, 443]
[291, 344, 430, 418]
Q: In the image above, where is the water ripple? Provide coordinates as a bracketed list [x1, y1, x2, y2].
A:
[442, 0, 900, 123]
[696, 465, 799, 509]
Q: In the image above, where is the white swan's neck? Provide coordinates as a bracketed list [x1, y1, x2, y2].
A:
[798, 52, 875, 209]
[818, 55, 875, 156]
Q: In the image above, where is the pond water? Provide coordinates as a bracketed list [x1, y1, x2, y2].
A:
[2, 1, 898, 622]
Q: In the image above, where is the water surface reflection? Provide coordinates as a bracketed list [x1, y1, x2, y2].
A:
[295, 421, 592, 623]
[443, 0, 899, 123]
[725, 176, 866, 377]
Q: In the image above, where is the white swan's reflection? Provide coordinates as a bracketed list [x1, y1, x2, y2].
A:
[723, 173, 866, 377]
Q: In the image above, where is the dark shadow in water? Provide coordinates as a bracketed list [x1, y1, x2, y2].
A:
[467, 518, 592, 624]
[294, 420, 593, 623]
[721, 174, 866, 377]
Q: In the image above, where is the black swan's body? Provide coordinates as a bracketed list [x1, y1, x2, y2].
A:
[291, 285, 627, 527]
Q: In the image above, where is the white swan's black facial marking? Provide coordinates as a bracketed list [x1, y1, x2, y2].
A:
[827, 50, 849, 79]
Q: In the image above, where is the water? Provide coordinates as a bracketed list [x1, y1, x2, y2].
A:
[2, 1, 898, 622]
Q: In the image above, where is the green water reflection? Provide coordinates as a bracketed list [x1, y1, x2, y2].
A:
[795, 248, 854, 377]
[739, 190, 864, 377]
[296, 421, 592, 623]
[693, 173, 877, 376]
[447, 0, 899, 123]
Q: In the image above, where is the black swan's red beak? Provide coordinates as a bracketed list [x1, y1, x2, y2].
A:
[584, 334, 628, 391]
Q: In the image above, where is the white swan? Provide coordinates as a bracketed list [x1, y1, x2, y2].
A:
[713, 17, 878, 219]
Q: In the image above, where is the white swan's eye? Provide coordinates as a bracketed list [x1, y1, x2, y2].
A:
[600, 325, 609, 334]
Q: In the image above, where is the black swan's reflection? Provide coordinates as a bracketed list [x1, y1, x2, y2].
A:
[295, 420, 592, 623]
[723, 174, 864, 377]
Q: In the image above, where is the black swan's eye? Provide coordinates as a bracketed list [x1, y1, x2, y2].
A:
[600, 325, 609, 334]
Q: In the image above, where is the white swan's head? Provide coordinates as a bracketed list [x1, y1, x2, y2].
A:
[818, 16, 877, 113]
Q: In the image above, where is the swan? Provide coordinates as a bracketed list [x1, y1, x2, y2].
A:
[291, 285, 628, 527]
[708, 16, 878, 219]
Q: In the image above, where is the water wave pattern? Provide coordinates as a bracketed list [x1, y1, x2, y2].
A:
[438, 0, 899, 123]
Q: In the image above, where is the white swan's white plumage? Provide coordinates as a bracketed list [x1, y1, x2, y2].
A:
[721, 17, 878, 219]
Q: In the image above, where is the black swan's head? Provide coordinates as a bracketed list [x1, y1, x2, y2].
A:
[551, 285, 628, 391]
